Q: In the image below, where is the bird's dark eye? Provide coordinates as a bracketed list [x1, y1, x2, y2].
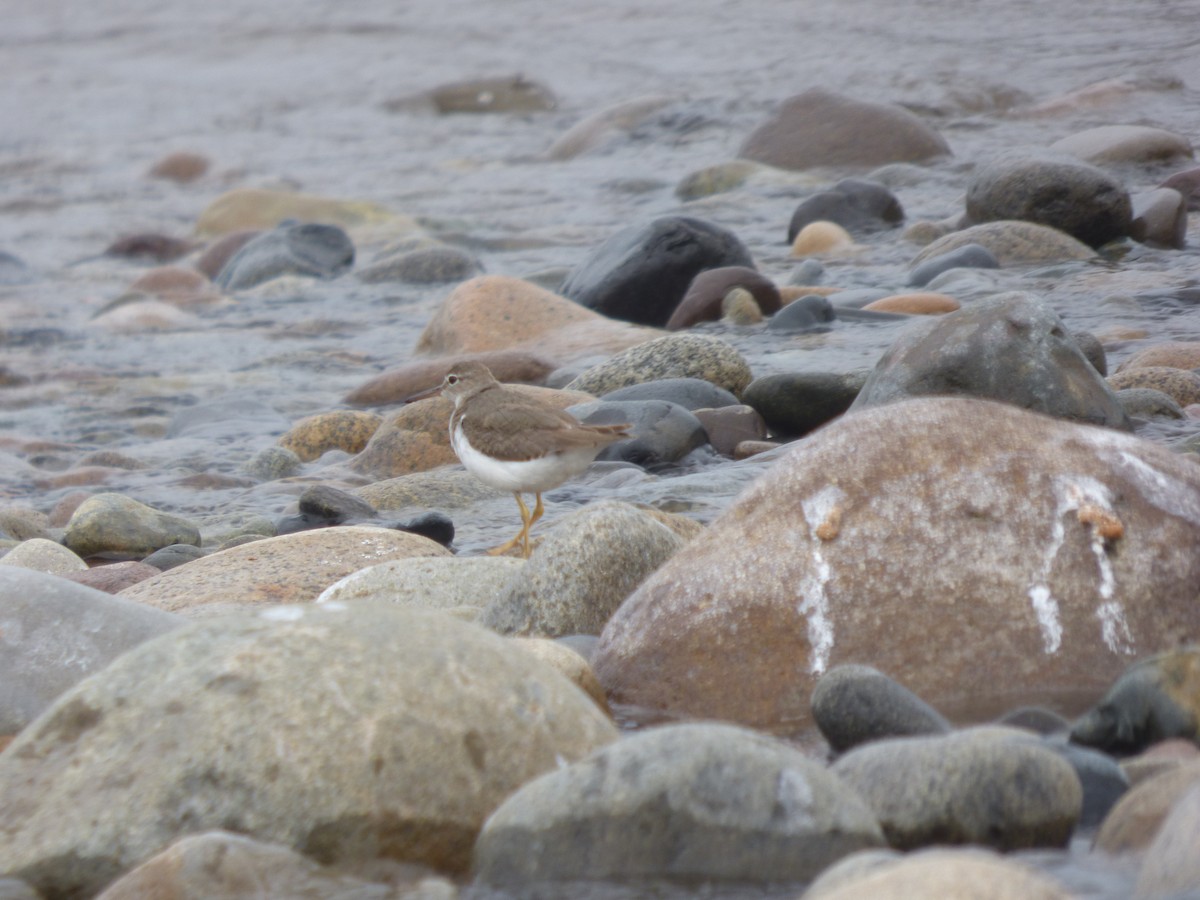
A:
[446, 375, 459, 385]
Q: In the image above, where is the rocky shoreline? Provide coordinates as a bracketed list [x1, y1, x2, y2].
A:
[4, 8, 1200, 896]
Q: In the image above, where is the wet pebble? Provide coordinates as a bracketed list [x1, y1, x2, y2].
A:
[343, 350, 557, 408]
[1049, 124, 1194, 167]
[850, 292, 1130, 429]
[565, 333, 752, 397]
[353, 468, 503, 512]
[832, 727, 1082, 851]
[692, 405, 768, 456]
[811, 664, 952, 755]
[1116, 387, 1184, 419]
[125, 265, 221, 307]
[572, 398, 708, 466]
[862, 292, 959, 315]
[599, 376, 739, 410]
[741, 370, 867, 437]
[674, 159, 761, 200]
[912, 220, 1095, 266]
[1130, 187, 1188, 248]
[1116, 339, 1200, 371]
[62, 560, 162, 594]
[1133, 783, 1200, 898]
[907, 242, 999, 286]
[0, 604, 616, 898]
[140, 543, 206, 571]
[1048, 740, 1129, 830]
[357, 244, 482, 284]
[243, 445, 302, 481]
[738, 87, 950, 170]
[102, 233, 197, 264]
[473, 722, 885, 884]
[665, 265, 780, 330]
[64, 492, 201, 561]
[560, 215, 754, 327]
[1095, 758, 1200, 854]
[146, 150, 211, 182]
[767, 294, 836, 332]
[787, 177, 904, 242]
[479, 502, 686, 637]
[791, 220, 857, 256]
[214, 222, 355, 291]
[277, 409, 382, 461]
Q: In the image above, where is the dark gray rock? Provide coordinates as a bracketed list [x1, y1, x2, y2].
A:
[1072, 329, 1107, 376]
[787, 178, 905, 242]
[742, 371, 868, 437]
[600, 377, 740, 411]
[214, 222, 355, 291]
[907, 243, 999, 287]
[738, 88, 950, 170]
[769, 294, 836, 333]
[1116, 387, 1184, 420]
[1046, 739, 1129, 830]
[832, 727, 1082, 851]
[141, 544, 206, 571]
[0, 567, 184, 734]
[299, 485, 378, 525]
[811, 665, 952, 755]
[849, 292, 1132, 430]
[473, 721, 885, 884]
[560, 216, 754, 326]
[966, 151, 1132, 249]
[570, 399, 709, 467]
[1069, 647, 1200, 756]
[666, 265, 781, 330]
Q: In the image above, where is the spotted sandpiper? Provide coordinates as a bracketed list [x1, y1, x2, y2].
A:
[430, 361, 630, 558]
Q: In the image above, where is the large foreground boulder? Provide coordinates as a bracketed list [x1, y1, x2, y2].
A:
[593, 397, 1200, 734]
[0, 603, 617, 898]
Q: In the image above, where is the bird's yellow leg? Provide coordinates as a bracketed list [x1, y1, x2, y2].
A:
[488, 493, 532, 557]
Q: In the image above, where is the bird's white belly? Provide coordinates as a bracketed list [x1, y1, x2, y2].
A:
[452, 423, 598, 493]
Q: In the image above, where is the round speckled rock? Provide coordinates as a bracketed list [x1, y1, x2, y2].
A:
[564, 334, 752, 398]
[1116, 341, 1200, 373]
[64, 493, 201, 561]
[1107, 367, 1200, 407]
[966, 151, 1132, 248]
[911, 221, 1095, 267]
[479, 502, 686, 637]
[0, 538, 87, 576]
[832, 727, 1082, 851]
[278, 410, 382, 462]
[242, 446, 302, 481]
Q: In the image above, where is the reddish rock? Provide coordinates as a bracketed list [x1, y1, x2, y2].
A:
[863, 293, 960, 315]
[1116, 341, 1200, 373]
[63, 561, 162, 594]
[147, 151, 211, 182]
[594, 397, 1200, 735]
[127, 266, 222, 308]
[192, 230, 262, 280]
[1095, 758, 1200, 854]
[666, 267, 782, 330]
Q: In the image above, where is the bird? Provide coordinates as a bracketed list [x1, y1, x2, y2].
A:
[430, 361, 630, 558]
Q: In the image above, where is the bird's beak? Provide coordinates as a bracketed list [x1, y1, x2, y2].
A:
[404, 381, 445, 404]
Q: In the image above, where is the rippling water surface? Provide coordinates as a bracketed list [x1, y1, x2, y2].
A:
[1, 3, 1197, 890]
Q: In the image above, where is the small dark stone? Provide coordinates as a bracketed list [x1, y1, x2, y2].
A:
[1045, 738, 1129, 830]
[811, 664, 952, 755]
[298, 485, 378, 524]
[571, 399, 709, 468]
[215, 222, 355, 291]
[907, 242, 999, 287]
[1072, 329, 1107, 376]
[103, 233, 197, 264]
[388, 511, 455, 547]
[561, 216, 754, 327]
[768, 295, 836, 333]
[666, 266, 781, 330]
[600, 377, 740, 411]
[787, 178, 904, 243]
[141, 544, 206, 571]
[742, 371, 868, 438]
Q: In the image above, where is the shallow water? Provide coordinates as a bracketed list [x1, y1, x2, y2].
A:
[1, 1, 1198, 893]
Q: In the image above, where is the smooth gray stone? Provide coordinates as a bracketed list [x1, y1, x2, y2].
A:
[571, 399, 709, 466]
[768, 294, 836, 333]
[907, 243, 999, 287]
[787, 178, 904, 242]
[811, 664, 953, 755]
[600, 377, 739, 411]
[215, 222, 355, 290]
[741, 371, 868, 438]
[141, 543, 206, 571]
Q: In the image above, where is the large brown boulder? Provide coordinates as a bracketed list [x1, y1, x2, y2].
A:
[593, 397, 1200, 734]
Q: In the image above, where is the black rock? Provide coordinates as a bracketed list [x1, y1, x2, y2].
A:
[811, 664, 953, 755]
[907, 242, 999, 287]
[215, 222, 355, 291]
[561, 216, 754, 327]
[388, 511, 455, 548]
[787, 178, 904, 243]
[742, 371, 868, 438]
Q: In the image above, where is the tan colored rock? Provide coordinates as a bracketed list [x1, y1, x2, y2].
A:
[1096, 758, 1200, 854]
[343, 350, 559, 407]
[1049, 125, 1194, 167]
[1122, 739, 1200, 787]
[352, 468, 504, 512]
[414, 275, 659, 360]
[863, 292, 960, 315]
[791, 221, 857, 257]
[1117, 341, 1200, 373]
[194, 187, 409, 237]
[912, 221, 1095, 266]
[0, 538, 86, 576]
[147, 151, 211, 183]
[63, 561, 162, 594]
[594, 397, 1200, 734]
[127, 266, 219, 308]
[117, 526, 450, 616]
[91, 300, 203, 333]
[1134, 784, 1200, 899]
[806, 848, 1071, 900]
[0, 604, 617, 898]
[1108, 367, 1200, 407]
[278, 410, 382, 462]
[512, 638, 609, 713]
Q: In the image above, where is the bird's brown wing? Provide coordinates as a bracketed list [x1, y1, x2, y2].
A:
[462, 400, 630, 462]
